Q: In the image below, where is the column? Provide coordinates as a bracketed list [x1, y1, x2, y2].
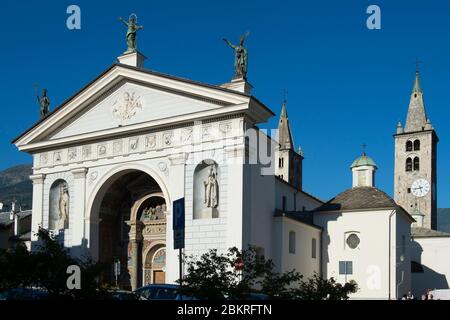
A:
[30, 174, 46, 249]
[167, 152, 188, 283]
[127, 220, 144, 290]
[71, 168, 88, 253]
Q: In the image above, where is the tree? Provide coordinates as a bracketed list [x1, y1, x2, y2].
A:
[179, 246, 358, 300]
[0, 227, 112, 299]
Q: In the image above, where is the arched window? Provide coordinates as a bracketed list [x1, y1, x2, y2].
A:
[414, 157, 420, 171]
[289, 231, 296, 254]
[405, 158, 412, 172]
[414, 140, 420, 151]
[406, 141, 413, 152]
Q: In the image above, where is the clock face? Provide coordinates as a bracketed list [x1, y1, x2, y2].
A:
[411, 179, 430, 197]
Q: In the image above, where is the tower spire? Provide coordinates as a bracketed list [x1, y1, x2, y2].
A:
[412, 60, 423, 93]
[277, 96, 294, 150]
[405, 65, 428, 132]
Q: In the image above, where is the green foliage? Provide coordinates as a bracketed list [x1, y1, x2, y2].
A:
[0, 227, 112, 299]
[179, 246, 358, 300]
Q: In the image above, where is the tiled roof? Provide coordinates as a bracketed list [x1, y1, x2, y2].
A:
[412, 227, 450, 238]
[315, 187, 398, 212]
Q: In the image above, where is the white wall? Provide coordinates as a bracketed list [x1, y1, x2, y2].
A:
[314, 209, 411, 299]
[274, 216, 321, 278]
[411, 236, 450, 297]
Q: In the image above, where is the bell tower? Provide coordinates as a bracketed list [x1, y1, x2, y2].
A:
[394, 68, 438, 229]
[275, 98, 303, 190]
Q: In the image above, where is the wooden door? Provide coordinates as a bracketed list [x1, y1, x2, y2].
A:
[153, 270, 165, 284]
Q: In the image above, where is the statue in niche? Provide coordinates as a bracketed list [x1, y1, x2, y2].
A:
[203, 166, 218, 208]
[58, 183, 69, 228]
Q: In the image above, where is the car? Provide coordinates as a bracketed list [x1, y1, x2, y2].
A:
[108, 289, 142, 300]
[0, 287, 49, 300]
[134, 284, 202, 300]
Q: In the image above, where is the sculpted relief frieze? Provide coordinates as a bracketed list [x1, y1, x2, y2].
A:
[35, 118, 239, 169]
[112, 91, 143, 121]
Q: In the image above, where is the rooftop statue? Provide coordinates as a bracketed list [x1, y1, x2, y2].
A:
[223, 32, 249, 80]
[36, 87, 50, 118]
[119, 13, 143, 53]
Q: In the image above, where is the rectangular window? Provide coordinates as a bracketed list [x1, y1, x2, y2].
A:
[289, 231, 296, 254]
[282, 196, 287, 211]
[339, 261, 353, 275]
[312, 238, 317, 259]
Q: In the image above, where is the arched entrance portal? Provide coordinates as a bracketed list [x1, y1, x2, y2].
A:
[90, 169, 167, 291]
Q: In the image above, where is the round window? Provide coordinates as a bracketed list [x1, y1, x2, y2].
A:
[346, 233, 360, 249]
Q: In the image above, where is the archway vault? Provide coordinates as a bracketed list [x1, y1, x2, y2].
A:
[86, 163, 170, 290]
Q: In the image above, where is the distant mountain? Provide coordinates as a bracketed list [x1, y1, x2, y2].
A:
[0, 164, 33, 210]
[438, 208, 450, 234]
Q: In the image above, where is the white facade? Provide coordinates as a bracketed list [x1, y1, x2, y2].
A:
[314, 208, 412, 299]
[14, 51, 323, 290]
[411, 234, 450, 296]
[14, 49, 440, 300]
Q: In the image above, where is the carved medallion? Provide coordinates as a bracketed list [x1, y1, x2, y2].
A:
[130, 138, 139, 151]
[82, 145, 92, 159]
[89, 171, 98, 184]
[113, 140, 123, 154]
[163, 132, 173, 146]
[112, 91, 142, 120]
[54, 151, 62, 163]
[98, 144, 107, 157]
[40, 153, 48, 166]
[145, 135, 157, 149]
[68, 148, 77, 161]
[181, 128, 193, 143]
[158, 162, 169, 176]
[219, 122, 232, 136]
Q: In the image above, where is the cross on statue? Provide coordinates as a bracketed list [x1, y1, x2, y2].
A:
[362, 143, 367, 156]
[415, 58, 422, 73]
[283, 89, 288, 104]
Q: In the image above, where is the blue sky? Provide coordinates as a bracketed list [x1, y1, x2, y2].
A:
[0, 0, 449, 206]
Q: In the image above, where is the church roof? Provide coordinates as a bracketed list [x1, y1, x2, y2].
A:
[315, 187, 400, 212]
[12, 62, 275, 145]
[350, 153, 377, 169]
[411, 227, 450, 238]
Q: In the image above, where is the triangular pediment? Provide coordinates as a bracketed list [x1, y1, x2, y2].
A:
[14, 64, 274, 151]
[50, 80, 229, 141]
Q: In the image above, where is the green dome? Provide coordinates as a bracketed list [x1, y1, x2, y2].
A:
[350, 154, 377, 168]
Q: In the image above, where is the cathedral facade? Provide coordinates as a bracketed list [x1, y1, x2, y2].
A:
[12, 36, 450, 298]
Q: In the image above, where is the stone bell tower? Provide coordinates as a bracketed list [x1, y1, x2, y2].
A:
[394, 68, 438, 229]
[275, 99, 303, 190]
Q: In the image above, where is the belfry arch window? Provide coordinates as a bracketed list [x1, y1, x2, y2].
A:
[406, 158, 412, 172]
[406, 141, 413, 152]
[414, 140, 420, 151]
[413, 157, 420, 171]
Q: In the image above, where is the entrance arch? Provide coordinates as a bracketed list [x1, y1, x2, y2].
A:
[87, 165, 170, 290]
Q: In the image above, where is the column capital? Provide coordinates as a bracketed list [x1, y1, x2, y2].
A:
[126, 220, 145, 241]
[168, 152, 188, 166]
[30, 173, 46, 184]
[71, 167, 88, 179]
